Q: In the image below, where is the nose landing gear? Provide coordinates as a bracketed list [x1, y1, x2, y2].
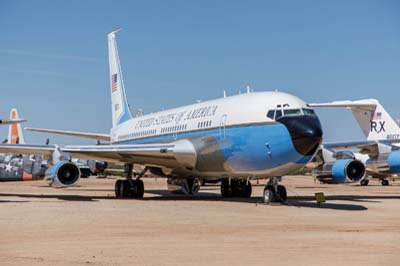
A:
[263, 177, 287, 204]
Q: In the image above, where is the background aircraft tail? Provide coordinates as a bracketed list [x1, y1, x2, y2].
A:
[108, 28, 133, 128]
[8, 108, 25, 144]
[310, 99, 400, 141]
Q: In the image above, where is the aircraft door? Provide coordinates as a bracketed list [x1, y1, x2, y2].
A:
[219, 114, 227, 140]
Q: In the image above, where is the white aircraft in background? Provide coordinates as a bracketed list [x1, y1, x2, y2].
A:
[0, 29, 323, 204]
[309, 99, 400, 186]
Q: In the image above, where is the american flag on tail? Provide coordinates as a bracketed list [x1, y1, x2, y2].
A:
[111, 73, 118, 92]
[372, 111, 382, 120]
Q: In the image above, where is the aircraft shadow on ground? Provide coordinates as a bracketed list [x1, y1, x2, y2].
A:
[0, 199, 31, 203]
[2, 190, 400, 211]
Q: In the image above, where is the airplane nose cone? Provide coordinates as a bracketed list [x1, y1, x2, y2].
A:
[277, 116, 323, 156]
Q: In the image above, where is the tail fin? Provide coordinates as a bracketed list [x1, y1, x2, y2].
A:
[310, 99, 400, 141]
[108, 28, 133, 128]
[8, 108, 25, 144]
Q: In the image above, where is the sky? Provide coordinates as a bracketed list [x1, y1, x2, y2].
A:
[0, 0, 399, 145]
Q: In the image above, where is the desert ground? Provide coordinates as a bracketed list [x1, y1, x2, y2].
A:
[0, 176, 400, 266]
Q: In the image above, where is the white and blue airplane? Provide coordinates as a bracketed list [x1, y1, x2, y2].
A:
[309, 99, 400, 186]
[0, 29, 323, 203]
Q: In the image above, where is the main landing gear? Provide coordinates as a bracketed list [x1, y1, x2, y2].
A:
[360, 179, 369, 186]
[115, 164, 148, 199]
[220, 179, 252, 198]
[381, 179, 390, 186]
[263, 177, 287, 204]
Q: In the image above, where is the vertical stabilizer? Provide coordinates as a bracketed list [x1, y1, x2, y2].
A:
[310, 99, 400, 141]
[108, 28, 133, 128]
[351, 100, 400, 141]
[8, 108, 25, 144]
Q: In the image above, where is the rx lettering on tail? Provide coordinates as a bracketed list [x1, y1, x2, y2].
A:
[370, 120, 386, 133]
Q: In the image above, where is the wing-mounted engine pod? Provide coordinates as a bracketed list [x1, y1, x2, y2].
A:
[332, 159, 366, 183]
[388, 150, 400, 173]
[46, 161, 81, 188]
[173, 139, 197, 168]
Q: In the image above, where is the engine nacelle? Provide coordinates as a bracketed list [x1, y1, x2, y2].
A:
[331, 159, 366, 183]
[313, 159, 366, 184]
[388, 150, 400, 173]
[46, 161, 81, 188]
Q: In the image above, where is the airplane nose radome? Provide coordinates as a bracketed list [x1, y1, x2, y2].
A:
[277, 116, 323, 156]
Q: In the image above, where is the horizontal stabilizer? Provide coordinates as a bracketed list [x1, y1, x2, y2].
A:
[309, 99, 378, 111]
[0, 119, 27, 125]
[25, 127, 111, 142]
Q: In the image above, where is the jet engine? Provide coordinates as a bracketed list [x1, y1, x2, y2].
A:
[313, 159, 366, 184]
[167, 178, 201, 195]
[46, 161, 81, 187]
[388, 150, 400, 173]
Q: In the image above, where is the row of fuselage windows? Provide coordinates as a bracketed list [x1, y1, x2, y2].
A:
[161, 124, 188, 134]
[198, 120, 212, 129]
[118, 129, 157, 141]
[118, 124, 190, 141]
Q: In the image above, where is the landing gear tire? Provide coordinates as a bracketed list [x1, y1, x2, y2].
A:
[243, 181, 252, 198]
[121, 180, 131, 197]
[360, 179, 369, 186]
[221, 179, 232, 198]
[115, 179, 123, 198]
[263, 185, 275, 204]
[134, 180, 145, 198]
[263, 177, 287, 204]
[276, 185, 287, 202]
[381, 179, 389, 186]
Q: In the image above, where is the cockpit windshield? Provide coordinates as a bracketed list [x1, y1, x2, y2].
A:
[283, 109, 302, 117]
[302, 108, 316, 116]
[266, 107, 316, 120]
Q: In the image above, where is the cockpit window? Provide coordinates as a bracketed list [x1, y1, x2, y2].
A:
[283, 109, 302, 117]
[302, 108, 316, 116]
[267, 110, 275, 119]
[275, 110, 283, 120]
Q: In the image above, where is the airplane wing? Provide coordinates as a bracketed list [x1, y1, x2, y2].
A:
[25, 127, 111, 142]
[324, 140, 378, 151]
[323, 140, 381, 158]
[0, 139, 197, 169]
[0, 119, 27, 125]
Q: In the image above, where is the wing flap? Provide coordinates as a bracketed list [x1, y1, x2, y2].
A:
[0, 139, 197, 168]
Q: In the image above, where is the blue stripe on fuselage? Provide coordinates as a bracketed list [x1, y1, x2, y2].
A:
[115, 123, 311, 172]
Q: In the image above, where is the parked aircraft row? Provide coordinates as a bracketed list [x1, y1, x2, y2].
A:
[310, 100, 400, 186]
[0, 109, 108, 182]
[0, 28, 398, 204]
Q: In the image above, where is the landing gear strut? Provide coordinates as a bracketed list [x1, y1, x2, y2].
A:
[220, 178, 252, 198]
[263, 177, 287, 204]
[115, 164, 148, 199]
